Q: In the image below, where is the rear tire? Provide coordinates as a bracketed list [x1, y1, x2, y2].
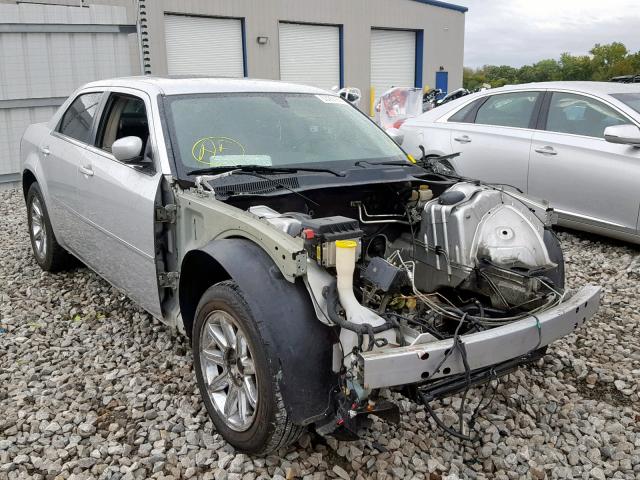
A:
[192, 280, 304, 454]
[26, 183, 75, 272]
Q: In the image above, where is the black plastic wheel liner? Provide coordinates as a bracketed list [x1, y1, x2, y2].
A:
[197, 238, 338, 426]
[543, 229, 565, 290]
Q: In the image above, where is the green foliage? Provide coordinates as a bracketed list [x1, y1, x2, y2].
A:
[464, 42, 639, 89]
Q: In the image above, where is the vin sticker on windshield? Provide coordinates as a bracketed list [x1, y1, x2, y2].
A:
[315, 94, 348, 105]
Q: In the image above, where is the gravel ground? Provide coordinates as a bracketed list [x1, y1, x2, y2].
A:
[1, 187, 639, 480]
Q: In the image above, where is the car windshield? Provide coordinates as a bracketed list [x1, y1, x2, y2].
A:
[164, 92, 406, 175]
[611, 92, 640, 115]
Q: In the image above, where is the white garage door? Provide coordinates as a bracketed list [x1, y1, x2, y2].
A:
[164, 15, 244, 77]
[370, 29, 416, 101]
[279, 23, 339, 91]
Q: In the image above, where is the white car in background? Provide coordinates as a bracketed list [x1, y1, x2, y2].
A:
[399, 82, 640, 243]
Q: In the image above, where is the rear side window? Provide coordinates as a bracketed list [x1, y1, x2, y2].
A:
[447, 100, 477, 123]
[57, 92, 102, 143]
[475, 92, 540, 128]
[546, 92, 628, 138]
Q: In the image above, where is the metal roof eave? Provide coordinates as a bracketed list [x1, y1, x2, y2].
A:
[412, 0, 468, 13]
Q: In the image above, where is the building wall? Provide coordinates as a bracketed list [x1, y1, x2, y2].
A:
[0, 0, 139, 180]
[142, 0, 465, 111]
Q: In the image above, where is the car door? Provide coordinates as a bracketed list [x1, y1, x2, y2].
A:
[74, 88, 163, 318]
[445, 90, 543, 192]
[528, 91, 640, 234]
[43, 91, 103, 253]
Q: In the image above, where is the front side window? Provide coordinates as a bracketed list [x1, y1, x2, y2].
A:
[96, 94, 149, 154]
[474, 92, 540, 129]
[546, 92, 628, 138]
[611, 92, 640, 115]
[57, 92, 102, 143]
[164, 93, 406, 175]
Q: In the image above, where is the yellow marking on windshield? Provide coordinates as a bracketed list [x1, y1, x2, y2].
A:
[407, 154, 417, 164]
[191, 136, 246, 165]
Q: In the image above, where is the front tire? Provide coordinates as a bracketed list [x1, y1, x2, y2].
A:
[26, 183, 74, 272]
[192, 280, 303, 454]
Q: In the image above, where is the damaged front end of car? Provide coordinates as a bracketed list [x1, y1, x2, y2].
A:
[240, 179, 601, 440]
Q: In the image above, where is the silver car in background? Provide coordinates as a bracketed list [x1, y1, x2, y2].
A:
[400, 82, 640, 243]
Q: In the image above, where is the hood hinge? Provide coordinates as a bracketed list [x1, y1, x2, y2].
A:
[158, 271, 179, 289]
[155, 204, 177, 223]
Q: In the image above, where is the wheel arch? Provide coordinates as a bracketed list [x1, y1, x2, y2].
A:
[22, 168, 38, 199]
[179, 238, 337, 426]
[179, 249, 231, 338]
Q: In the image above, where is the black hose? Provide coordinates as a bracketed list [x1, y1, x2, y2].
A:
[324, 282, 395, 336]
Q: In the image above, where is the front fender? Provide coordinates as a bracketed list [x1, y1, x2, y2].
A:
[195, 238, 337, 425]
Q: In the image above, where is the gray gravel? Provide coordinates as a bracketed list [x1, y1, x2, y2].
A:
[1, 187, 639, 480]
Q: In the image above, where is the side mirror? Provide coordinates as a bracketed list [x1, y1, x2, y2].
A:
[112, 136, 143, 162]
[386, 127, 404, 146]
[604, 124, 640, 146]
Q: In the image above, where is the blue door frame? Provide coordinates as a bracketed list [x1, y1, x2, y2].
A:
[435, 71, 448, 99]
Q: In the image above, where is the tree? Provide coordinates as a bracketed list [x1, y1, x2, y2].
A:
[462, 42, 639, 90]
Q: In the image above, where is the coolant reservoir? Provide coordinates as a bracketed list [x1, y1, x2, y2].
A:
[336, 240, 396, 365]
[419, 185, 433, 203]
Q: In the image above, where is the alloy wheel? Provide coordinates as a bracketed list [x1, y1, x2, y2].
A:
[199, 310, 258, 431]
[30, 197, 47, 260]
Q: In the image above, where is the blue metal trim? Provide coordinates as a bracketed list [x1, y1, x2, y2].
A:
[415, 30, 424, 88]
[240, 18, 248, 77]
[411, 0, 468, 13]
[339, 25, 344, 88]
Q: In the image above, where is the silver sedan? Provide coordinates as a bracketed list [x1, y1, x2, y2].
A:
[400, 82, 640, 243]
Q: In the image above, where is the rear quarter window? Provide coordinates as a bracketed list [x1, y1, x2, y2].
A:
[447, 100, 479, 123]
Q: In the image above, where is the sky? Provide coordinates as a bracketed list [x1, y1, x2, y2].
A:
[453, 0, 640, 68]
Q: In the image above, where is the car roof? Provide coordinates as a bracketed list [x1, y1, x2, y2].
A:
[493, 81, 640, 95]
[81, 75, 333, 96]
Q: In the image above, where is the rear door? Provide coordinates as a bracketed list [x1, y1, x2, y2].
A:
[44, 91, 103, 252]
[74, 88, 163, 318]
[528, 91, 640, 234]
[446, 90, 543, 191]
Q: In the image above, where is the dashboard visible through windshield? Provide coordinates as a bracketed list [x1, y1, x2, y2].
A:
[163, 92, 406, 178]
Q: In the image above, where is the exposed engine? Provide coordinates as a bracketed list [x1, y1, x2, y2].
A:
[248, 181, 562, 350]
[245, 180, 564, 436]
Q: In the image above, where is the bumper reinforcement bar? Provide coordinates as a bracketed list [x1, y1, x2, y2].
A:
[360, 285, 601, 389]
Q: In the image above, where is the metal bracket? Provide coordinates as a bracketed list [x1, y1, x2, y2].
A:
[158, 271, 179, 289]
[155, 204, 177, 223]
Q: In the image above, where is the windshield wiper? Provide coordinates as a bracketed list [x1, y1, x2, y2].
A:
[187, 164, 344, 177]
[354, 160, 420, 168]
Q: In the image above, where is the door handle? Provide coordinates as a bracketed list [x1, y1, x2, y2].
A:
[40, 146, 50, 156]
[534, 146, 557, 155]
[453, 135, 471, 144]
[79, 165, 94, 177]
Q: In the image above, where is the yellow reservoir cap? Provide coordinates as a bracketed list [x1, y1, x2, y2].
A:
[336, 240, 357, 249]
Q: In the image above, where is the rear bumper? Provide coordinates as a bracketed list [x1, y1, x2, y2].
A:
[360, 285, 601, 389]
